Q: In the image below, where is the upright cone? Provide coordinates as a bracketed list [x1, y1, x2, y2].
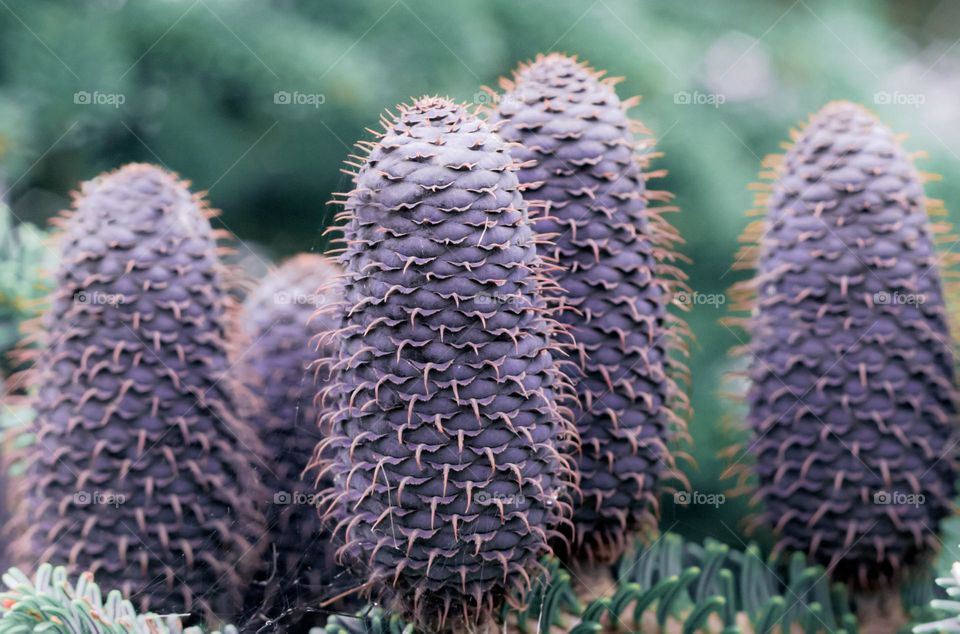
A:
[239, 254, 346, 614]
[315, 97, 575, 632]
[488, 53, 691, 563]
[730, 102, 958, 586]
[10, 164, 267, 621]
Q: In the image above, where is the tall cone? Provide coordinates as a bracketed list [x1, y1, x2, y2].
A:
[488, 53, 691, 563]
[10, 164, 268, 621]
[239, 254, 348, 615]
[315, 97, 576, 632]
[729, 102, 958, 588]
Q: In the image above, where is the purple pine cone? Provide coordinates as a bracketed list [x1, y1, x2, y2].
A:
[488, 53, 691, 563]
[734, 102, 958, 587]
[315, 97, 576, 632]
[10, 164, 268, 621]
[239, 254, 348, 613]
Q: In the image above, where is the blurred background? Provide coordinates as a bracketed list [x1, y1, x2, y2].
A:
[2, 0, 960, 555]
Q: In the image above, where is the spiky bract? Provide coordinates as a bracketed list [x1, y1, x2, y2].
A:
[239, 254, 345, 611]
[10, 164, 268, 621]
[731, 102, 958, 587]
[316, 97, 575, 632]
[487, 53, 690, 563]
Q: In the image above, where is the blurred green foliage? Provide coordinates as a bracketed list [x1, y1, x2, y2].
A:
[2, 0, 960, 551]
[0, 203, 51, 363]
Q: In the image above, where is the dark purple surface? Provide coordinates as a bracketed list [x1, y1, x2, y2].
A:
[13, 164, 267, 621]
[240, 255, 350, 616]
[489, 54, 679, 562]
[316, 97, 574, 632]
[745, 102, 958, 586]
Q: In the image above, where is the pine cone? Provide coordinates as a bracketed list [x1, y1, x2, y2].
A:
[316, 97, 575, 632]
[239, 254, 348, 614]
[488, 53, 690, 563]
[11, 163, 268, 621]
[732, 102, 958, 587]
